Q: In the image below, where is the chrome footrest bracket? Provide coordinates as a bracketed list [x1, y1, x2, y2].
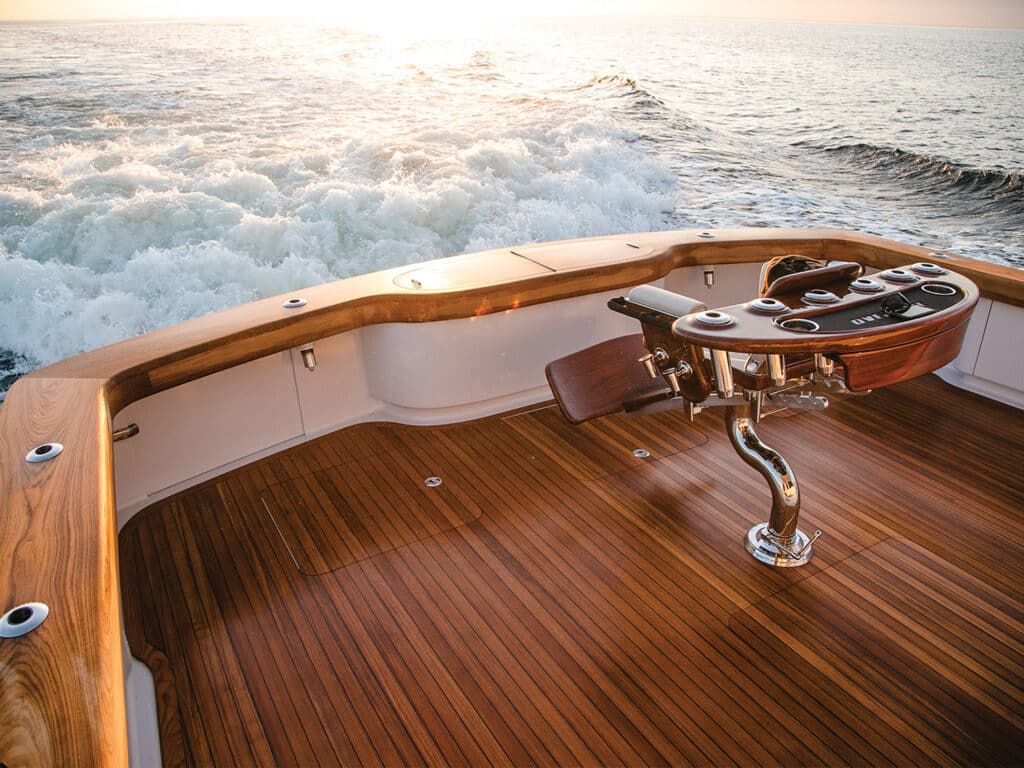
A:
[726, 403, 820, 567]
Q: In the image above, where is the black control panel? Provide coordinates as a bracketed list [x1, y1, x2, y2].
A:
[777, 282, 965, 334]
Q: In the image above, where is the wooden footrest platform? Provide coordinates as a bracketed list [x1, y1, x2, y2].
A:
[545, 334, 670, 423]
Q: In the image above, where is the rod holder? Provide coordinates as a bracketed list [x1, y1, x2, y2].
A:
[815, 353, 835, 377]
[725, 403, 818, 567]
[112, 423, 139, 443]
[299, 344, 316, 372]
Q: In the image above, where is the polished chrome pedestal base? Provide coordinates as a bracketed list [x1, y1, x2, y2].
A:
[745, 523, 818, 567]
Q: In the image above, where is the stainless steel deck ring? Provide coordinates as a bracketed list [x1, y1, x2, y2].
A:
[282, 297, 308, 309]
[911, 262, 948, 276]
[1, 602, 49, 638]
[26, 443, 63, 463]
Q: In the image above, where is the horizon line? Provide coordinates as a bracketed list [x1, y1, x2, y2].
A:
[1, 12, 1022, 31]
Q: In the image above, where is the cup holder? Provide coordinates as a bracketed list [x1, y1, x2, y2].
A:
[920, 283, 957, 296]
[779, 318, 820, 332]
[912, 262, 948, 276]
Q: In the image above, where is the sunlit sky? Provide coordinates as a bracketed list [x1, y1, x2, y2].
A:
[1, 0, 1022, 28]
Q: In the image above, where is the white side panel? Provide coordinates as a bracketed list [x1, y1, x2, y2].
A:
[113, 351, 304, 518]
[362, 289, 639, 410]
[663, 262, 762, 308]
[951, 299, 991, 375]
[125, 657, 161, 768]
[973, 302, 1024, 389]
[288, 329, 379, 437]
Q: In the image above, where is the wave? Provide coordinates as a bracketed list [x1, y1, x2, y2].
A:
[573, 74, 667, 111]
[806, 142, 1022, 201]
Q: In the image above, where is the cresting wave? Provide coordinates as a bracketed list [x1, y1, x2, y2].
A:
[573, 75, 667, 111]
[803, 142, 1024, 211]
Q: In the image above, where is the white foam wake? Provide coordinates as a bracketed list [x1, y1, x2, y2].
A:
[0, 114, 676, 381]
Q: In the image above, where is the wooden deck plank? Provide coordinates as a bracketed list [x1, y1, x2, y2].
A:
[119, 375, 1024, 767]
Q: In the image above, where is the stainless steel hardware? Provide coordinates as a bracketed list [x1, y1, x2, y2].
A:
[25, 443, 63, 464]
[638, 348, 668, 378]
[703, 267, 715, 288]
[711, 349, 734, 398]
[112, 423, 139, 443]
[664, 367, 682, 395]
[299, 344, 317, 372]
[767, 354, 786, 386]
[814, 353, 835, 377]
[768, 393, 829, 411]
[1, 602, 49, 639]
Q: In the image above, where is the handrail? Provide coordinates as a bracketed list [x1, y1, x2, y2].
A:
[0, 228, 1021, 766]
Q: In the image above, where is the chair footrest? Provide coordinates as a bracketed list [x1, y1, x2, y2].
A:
[545, 334, 670, 424]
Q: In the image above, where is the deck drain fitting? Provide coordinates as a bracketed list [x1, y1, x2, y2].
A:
[632, 448, 651, 459]
[0, 602, 49, 639]
[282, 297, 308, 309]
[26, 443, 63, 464]
[911, 262, 948, 276]
[424, 476, 443, 488]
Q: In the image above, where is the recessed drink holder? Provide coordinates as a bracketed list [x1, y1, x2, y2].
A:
[780, 318, 820, 332]
[546, 257, 979, 569]
[921, 283, 957, 296]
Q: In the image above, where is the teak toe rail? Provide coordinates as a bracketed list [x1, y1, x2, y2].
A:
[0, 229, 1021, 766]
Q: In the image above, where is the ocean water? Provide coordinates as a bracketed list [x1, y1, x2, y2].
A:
[1, 17, 1022, 394]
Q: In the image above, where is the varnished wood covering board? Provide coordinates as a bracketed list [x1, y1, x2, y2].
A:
[119, 375, 1024, 767]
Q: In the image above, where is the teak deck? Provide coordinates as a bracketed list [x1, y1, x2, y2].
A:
[119, 375, 1024, 767]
